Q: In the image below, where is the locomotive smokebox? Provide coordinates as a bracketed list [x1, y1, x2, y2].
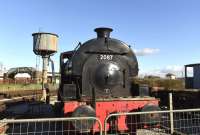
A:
[94, 27, 113, 38]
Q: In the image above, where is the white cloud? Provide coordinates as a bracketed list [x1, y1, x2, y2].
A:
[139, 65, 185, 78]
[134, 48, 160, 56]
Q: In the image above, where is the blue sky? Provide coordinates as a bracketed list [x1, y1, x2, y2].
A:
[0, 0, 200, 77]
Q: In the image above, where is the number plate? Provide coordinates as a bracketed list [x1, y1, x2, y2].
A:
[98, 54, 113, 60]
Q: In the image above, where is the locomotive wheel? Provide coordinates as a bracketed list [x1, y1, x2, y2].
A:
[71, 105, 96, 133]
[126, 111, 141, 135]
[140, 104, 161, 126]
[126, 104, 161, 135]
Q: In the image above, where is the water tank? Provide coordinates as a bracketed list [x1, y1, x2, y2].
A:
[32, 32, 58, 56]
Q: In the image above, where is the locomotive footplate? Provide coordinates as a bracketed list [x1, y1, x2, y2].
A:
[63, 98, 159, 132]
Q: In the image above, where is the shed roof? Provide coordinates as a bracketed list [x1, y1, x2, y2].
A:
[185, 63, 200, 67]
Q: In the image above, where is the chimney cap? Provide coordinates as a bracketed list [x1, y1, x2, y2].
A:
[94, 27, 113, 38]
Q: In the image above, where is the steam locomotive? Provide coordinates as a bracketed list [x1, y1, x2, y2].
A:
[58, 27, 160, 133]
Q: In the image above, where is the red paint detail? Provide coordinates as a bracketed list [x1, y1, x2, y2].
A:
[63, 101, 79, 114]
[63, 99, 159, 132]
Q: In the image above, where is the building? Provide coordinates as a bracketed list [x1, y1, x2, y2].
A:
[0, 67, 6, 82]
[185, 63, 200, 89]
[0, 72, 3, 80]
[166, 73, 176, 80]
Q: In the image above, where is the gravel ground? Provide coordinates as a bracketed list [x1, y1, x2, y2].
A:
[137, 128, 170, 135]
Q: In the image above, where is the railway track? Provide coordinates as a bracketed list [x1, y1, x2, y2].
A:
[0, 90, 42, 99]
[0, 89, 57, 99]
[0, 90, 57, 114]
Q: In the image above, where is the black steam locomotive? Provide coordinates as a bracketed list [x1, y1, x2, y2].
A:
[58, 27, 159, 132]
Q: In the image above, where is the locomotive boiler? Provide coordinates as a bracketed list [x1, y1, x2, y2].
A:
[58, 27, 160, 133]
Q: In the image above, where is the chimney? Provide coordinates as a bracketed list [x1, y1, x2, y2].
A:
[94, 27, 113, 38]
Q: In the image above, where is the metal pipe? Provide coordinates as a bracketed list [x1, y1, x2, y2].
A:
[92, 87, 96, 109]
[42, 56, 49, 89]
[41, 56, 49, 102]
[49, 58, 55, 84]
[169, 93, 174, 134]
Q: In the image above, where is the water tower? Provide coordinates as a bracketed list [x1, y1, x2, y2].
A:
[32, 32, 58, 89]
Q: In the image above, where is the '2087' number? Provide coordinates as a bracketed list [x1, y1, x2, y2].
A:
[100, 55, 113, 60]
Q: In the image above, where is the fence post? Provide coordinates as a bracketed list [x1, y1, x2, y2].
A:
[169, 92, 174, 134]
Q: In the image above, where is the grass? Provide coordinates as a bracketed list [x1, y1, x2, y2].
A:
[0, 78, 184, 92]
[0, 83, 42, 91]
[0, 83, 59, 91]
[134, 78, 185, 90]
